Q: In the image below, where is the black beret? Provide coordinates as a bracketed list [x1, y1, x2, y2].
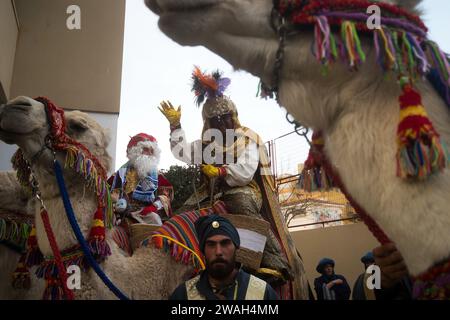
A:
[195, 215, 240, 253]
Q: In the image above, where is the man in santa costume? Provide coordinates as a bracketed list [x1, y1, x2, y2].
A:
[109, 133, 173, 225]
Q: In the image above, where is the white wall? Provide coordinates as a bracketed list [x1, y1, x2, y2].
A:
[0, 111, 118, 175]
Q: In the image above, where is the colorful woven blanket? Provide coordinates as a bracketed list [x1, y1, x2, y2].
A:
[141, 201, 228, 271]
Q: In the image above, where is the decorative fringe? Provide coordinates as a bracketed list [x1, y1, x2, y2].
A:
[413, 259, 450, 300]
[12, 254, 31, 290]
[298, 132, 335, 192]
[11, 225, 41, 291]
[35, 246, 85, 300]
[341, 21, 366, 69]
[88, 239, 111, 259]
[0, 216, 31, 250]
[151, 236, 203, 272]
[396, 84, 448, 179]
[87, 207, 111, 259]
[42, 279, 66, 300]
[64, 146, 114, 228]
[145, 206, 223, 271]
[288, 12, 450, 182]
[314, 16, 338, 65]
[24, 226, 43, 267]
[111, 226, 132, 256]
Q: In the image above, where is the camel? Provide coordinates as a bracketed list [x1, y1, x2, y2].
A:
[145, 0, 450, 296]
[0, 96, 193, 299]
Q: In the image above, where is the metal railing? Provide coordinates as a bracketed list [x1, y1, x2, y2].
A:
[287, 215, 361, 229]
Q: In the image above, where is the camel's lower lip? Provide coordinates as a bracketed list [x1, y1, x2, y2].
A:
[157, 2, 216, 15]
[0, 131, 16, 144]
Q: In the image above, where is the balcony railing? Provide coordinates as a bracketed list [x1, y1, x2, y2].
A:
[288, 215, 361, 229]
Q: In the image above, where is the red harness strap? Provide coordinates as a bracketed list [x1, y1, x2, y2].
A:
[40, 209, 75, 300]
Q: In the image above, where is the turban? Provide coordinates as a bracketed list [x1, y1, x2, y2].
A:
[195, 215, 240, 253]
[316, 258, 335, 274]
[361, 252, 375, 264]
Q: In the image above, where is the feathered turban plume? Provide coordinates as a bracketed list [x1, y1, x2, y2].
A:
[191, 66, 231, 106]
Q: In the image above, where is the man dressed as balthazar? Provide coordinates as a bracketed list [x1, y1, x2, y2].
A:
[159, 67, 310, 299]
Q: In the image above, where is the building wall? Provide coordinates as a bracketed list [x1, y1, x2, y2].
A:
[0, 0, 19, 102]
[1, 0, 125, 171]
[10, 0, 125, 114]
[291, 222, 379, 299]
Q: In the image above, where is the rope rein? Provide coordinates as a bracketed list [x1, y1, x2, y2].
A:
[40, 209, 75, 300]
[53, 159, 130, 300]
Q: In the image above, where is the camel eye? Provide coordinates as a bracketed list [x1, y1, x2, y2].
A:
[68, 120, 88, 134]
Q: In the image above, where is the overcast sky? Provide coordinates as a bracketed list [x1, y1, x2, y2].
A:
[117, 0, 450, 174]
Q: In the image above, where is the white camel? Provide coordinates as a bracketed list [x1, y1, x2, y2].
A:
[0, 96, 193, 299]
[145, 0, 450, 290]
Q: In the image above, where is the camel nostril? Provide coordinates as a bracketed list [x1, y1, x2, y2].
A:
[8, 104, 31, 112]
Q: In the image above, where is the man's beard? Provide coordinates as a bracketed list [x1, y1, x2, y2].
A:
[206, 254, 236, 280]
[130, 154, 159, 179]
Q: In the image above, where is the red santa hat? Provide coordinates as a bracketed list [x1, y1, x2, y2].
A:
[127, 133, 157, 151]
[126, 133, 161, 164]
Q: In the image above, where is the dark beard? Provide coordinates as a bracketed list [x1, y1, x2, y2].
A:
[206, 256, 236, 280]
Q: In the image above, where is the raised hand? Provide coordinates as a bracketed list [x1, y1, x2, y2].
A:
[158, 100, 181, 127]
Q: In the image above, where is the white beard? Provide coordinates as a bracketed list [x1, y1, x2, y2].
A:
[127, 142, 161, 179]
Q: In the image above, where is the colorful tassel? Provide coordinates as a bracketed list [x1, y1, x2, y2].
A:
[341, 21, 366, 69]
[12, 254, 31, 290]
[396, 83, 448, 179]
[88, 207, 111, 259]
[413, 259, 450, 300]
[11, 225, 42, 290]
[24, 225, 43, 267]
[314, 16, 338, 66]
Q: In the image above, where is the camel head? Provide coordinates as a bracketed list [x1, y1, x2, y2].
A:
[146, 0, 422, 74]
[0, 96, 111, 173]
[146, 0, 426, 129]
[0, 96, 113, 255]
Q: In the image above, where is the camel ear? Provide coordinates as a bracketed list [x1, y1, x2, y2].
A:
[102, 127, 112, 148]
[390, 0, 423, 15]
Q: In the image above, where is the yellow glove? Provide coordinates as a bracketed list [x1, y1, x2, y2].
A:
[201, 164, 227, 178]
[158, 101, 181, 127]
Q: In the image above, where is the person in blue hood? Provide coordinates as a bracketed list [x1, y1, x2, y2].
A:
[352, 252, 376, 300]
[314, 258, 351, 300]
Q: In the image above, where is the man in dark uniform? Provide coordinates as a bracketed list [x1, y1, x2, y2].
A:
[169, 215, 278, 300]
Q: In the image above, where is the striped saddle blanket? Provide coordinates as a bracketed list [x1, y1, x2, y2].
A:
[141, 201, 228, 271]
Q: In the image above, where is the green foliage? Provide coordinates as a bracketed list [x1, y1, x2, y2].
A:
[161, 165, 202, 211]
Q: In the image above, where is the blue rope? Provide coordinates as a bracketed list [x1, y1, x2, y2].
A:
[53, 159, 130, 300]
[427, 68, 450, 109]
